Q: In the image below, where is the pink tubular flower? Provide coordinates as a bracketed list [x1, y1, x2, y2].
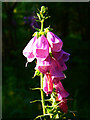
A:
[55, 81, 69, 113]
[35, 55, 51, 74]
[47, 31, 63, 52]
[50, 58, 65, 79]
[43, 73, 53, 95]
[23, 35, 49, 62]
[52, 50, 70, 62]
[52, 50, 70, 71]
[58, 59, 67, 71]
[55, 81, 69, 100]
[23, 36, 36, 62]
[61, 50, 70, 62]
[56, 98, 68, 113]
[33, 35, 49, 61]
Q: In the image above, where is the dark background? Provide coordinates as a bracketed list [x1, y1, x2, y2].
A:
[2, 2, 88, 120]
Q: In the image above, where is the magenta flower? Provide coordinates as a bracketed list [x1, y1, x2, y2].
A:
[47, 31, 63, 52]
[43, 73, 53, 95]
[61, 50, 70, 62]
[58, 59, 67, 71]
[52, 50, 70, 71]
[52, 50, 70, 62]
[50, 58, 65, 79]
[23, 35, 49, 62]
[23, 36, 36, 62]
[35, 55, 51, 74]
[33, 35, 49, 61]
[56, 98, 68, 113]
[55, 81, 69, 100]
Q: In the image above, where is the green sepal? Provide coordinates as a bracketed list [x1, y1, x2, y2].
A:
[32, 70, 41, 78]
[49, 53, 53, 57]
[55, 113, 59, 119]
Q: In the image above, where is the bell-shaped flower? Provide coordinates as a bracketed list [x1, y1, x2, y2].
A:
[47, 31, 63, 52]
[52, 50, 70, 62]
[23, 36, 37, 62]
[52, 50, 70, 71]
[56, 98, 68, 113]
[33, 35, 49, 61]
[53, 77, 65, 85]
[55, 81, 69, 100]
[50, 58, 65, 79]
[35, 55, 51, 74]
[52, 49, 63, 61]
[58, 59, 67, 71]
[43, 73, 53, 95]
[61, 50, 70, 62]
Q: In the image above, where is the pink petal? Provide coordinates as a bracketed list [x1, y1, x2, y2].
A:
[61, 50, 70, 62]
[43, 73, 53, 95]
[50, 58, 65, 78]
[23, 36, 36, 62]
[33, 35, 49, 61]
[52, 50, 70, 62]
[52, 77, 65, 85]
[55, 81, 69, 99]
[58, 98, 68, 113]
[35, 56, 51, 74]
[52, 50, 68, 71]
[52, 50, 63, 60]
[58, 59, 67, 71]
[47, 32, 63, 52]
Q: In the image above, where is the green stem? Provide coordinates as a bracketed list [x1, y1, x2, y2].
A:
[41, 19, 44, 32]
[40, 73, 46, 119]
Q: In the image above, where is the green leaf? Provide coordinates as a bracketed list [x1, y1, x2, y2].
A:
[32, 26, 40, 31]
[55, 113, 59, 119]
[30, 100, 41, 103]
[37, 13, 41, 20]
[34, 114, 53, 120]
[30, 88, 41, 90]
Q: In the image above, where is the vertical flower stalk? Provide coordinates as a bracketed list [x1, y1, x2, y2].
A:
[23, 6, 71, 120]
[40, 73, 46, 116]
[39, 11, 46, 118]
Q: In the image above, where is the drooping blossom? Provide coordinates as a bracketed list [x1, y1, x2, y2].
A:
[50, 58, 65, 80]
[52, 50, 70, 62]
[55, 81, 69, 100]
[23, 35, 49, 62]
[33, 35, 49, 61]
[56, 98, 68, 113]
[55, 81, 69, 113]
[43, 73, 53, 95]
[35, 55, 51, 74]
[52, 50, 70, 71]
[23, 36, 36, 62]
[47, 31, 63, 52]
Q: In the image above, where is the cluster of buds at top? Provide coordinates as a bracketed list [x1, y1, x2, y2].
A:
[23, 6, 70, 114]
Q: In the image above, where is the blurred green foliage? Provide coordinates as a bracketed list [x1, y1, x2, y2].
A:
[2, 2, 88, 120]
